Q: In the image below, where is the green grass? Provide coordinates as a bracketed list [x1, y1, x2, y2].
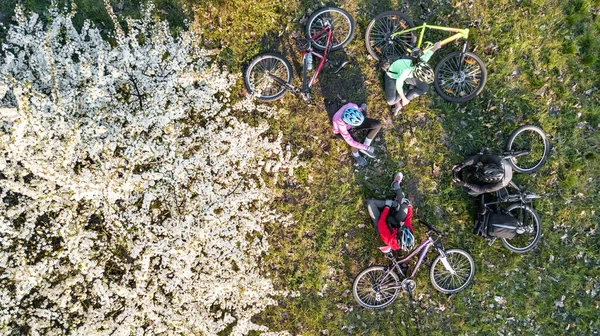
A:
[2, 0, 599, 334]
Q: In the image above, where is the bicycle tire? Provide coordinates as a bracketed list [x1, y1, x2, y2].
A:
[501, 203, 542, 253]
[244, 53, 293, 102]
[353, 266, 400, 309]
[434, 51, 487, 103]
[429, 249, 475, 294]
[306, 7, 355, 51]
[365, 11, 416, 62]
[505, 125, 550, 174]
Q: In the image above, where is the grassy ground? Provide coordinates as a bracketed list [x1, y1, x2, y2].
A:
[2, 0, 599, 335]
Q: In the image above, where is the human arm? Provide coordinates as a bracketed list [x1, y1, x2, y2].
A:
[422, 41, 442, 61]
[395, 70, 411, 104]
[480, 154, 504, 165]
[336, 122, 369, 151]
[387, 60, 411, 104]
[454, 153, 483, 171]
[463, 181, 505, 195]
[403, 204, 414, 233]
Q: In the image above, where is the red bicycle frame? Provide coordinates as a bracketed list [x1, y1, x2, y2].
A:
[301, 26, 334, 91]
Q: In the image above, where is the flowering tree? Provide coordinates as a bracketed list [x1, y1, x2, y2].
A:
[0, 3, 300, 335]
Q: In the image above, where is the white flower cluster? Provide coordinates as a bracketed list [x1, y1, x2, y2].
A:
[0, 4, 300, 335]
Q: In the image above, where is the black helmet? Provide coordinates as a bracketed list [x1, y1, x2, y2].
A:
[475, 163, 504, 183]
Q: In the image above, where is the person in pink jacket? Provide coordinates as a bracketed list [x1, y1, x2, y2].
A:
[332, 103, 382, 166]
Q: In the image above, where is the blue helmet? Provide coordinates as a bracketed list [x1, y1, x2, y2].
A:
[342, 107, 364, 126]
[400, 226, 415, 252]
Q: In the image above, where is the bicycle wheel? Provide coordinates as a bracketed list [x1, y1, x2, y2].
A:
[353, 266, 400, 309]
[434, 51, 487, 103]
[244, 53, 293, 102]
[501, 204, 542, 253]
[306, 7, 355, 51]
[505, 125, 550, 174]
[430, 249, 475, 294]
[365, 11, 416, 62]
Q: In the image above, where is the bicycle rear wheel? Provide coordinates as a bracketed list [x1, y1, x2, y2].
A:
[365, 11, 416, 62]
[434, 51, 487, 103]
[353, 266, 400, 309]
[430, 249, 474, 294]
[501, 204, 542, 253]
[306, 7, 355, 51]
[505, 125, 550, 174]
[244, 53, 293, 102]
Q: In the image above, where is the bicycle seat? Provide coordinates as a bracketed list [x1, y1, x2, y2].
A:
[379, 246, 392, 253]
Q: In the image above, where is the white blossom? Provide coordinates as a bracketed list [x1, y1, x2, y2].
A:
[0, 4, 300, 335]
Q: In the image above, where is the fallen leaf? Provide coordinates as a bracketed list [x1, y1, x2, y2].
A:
[432, 163, 440, 177]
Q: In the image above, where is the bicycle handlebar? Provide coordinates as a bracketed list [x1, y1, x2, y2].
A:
[419, 221, 442, 236]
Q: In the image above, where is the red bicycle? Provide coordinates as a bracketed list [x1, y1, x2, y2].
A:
[244, 7, 355, 101]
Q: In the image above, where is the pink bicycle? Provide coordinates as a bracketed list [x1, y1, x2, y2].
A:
[353, 221, 475, 309]
[244, 7, 355, 101]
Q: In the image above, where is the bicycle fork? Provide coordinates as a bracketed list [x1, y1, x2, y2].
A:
[458, 41, 468, 73]
[437, 249, 457, 275]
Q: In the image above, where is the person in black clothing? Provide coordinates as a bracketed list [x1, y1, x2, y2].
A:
[452, 152, 513, 196]
[366, 172, 410, 234]
[453, 152, 514, 237]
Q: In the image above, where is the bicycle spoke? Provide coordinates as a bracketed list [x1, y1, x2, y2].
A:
[247, 56, 291, 100]
[435, 54, 485, 98]
[367, 14, 414, 60]
[309, 10, 351, 49]
[433, 252, 472, 291]
[354, 267, 400, 308]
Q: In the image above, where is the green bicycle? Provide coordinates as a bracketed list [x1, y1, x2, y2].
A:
[365, 11, 487, 103]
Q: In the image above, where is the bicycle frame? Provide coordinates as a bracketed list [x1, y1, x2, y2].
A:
[392, 24, 470, 71]
[265, 26, 334, 97]
[477, 182, 542, 241]
[378, 236, 446, 291]
[301, 26, 334, 91]
[392, 23, 469, 50]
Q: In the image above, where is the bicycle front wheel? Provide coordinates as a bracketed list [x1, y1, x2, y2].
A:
[306, 7, 355, 51]
[353, 266, 400, 309]
[505, 125, 550, 174]
[365, 11, 416, 62]
[430, 249, 475, 294]
[501, 203, 542, 253]
[434, 51, 487, 103]
[244, 53, 293, 102]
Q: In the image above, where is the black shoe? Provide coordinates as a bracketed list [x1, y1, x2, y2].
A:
[353, 155, 367, 167]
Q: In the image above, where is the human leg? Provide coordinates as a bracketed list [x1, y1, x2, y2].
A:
[355, 118, 382, 141]
[352, 149, 367, 166]
[353, 118, 381, 158]
[384, 74, 401, 105]
[366, 199, 386, 233]
[404, 78, 429, 101]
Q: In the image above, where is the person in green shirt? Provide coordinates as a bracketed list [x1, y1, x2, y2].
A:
[383, 42, 442, 115]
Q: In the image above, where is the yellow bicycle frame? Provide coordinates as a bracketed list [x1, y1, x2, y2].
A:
[392, 23, 469, 52]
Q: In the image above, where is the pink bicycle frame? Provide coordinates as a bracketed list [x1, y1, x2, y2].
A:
[395, 236, 435, 279]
